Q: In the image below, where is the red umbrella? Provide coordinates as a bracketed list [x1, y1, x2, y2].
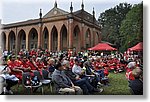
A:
[88, 43, 117, 51]
[128, 42, 143, 51]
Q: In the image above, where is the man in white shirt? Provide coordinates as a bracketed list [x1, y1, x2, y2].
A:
[72, 59, 82, 76]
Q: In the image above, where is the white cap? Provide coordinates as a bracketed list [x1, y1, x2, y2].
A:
[62, 60, 69, 65]
[127, 62, 136, 68]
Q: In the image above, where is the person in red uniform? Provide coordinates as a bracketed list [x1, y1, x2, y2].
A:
[18, 49, 24, 57]
[68, 50, 72, 58]
[27, 56, 38, 71]
[15, 55, 22, 68]
[20, 56, 31, 72]
[29, 48, 36, 56]
[104, 67, 109, 77]
[7, 55, 23, 80]
[36, 57, 46, 75]
[20, 56, 36, 77]
[36, 58, 45, 69]
[107, 58, 116, 71]
[125, 62, 136, 81]
[69, 57, 74, 69]
[92, 58, 107, 81]
[45, 49, 50, 57]
[32, 55, 37, 62]
[92, 58, 101, 71]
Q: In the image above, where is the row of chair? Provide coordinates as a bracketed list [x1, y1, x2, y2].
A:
[22, 69, 53, 94]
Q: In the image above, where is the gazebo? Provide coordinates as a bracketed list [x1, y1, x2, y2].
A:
[88, 43, 117, 51]
[128, 42, 143, 51]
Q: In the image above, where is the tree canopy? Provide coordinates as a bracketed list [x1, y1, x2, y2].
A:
[119, 2, 143, 52]
[98, 2, 143, 52]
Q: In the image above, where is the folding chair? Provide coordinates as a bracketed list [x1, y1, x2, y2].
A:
[33, 70, 52, 93]
[22, 72, 43, 94]
[42, 69, 51, 80]
[42, 69, 53, 92]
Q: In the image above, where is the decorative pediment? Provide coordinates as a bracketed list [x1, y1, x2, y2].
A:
[43, 7, 69, 18]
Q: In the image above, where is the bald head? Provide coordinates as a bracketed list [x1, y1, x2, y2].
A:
[132, 67, 142, 78]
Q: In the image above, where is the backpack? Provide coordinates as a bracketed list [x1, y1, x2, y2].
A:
[31, 76, 40, 86]
[24, 76, 31, 86]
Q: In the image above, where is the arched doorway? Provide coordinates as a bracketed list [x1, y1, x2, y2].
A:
[28, 28, 38, 50]
[73, 25, 80, 52]
[0, 32, 6, 50]
[60, 25, 67, 51]
[85, 28, 91, 49]
[8, 31, 16, 51]
[43, 27, 49, 49]
[51, 26, 58, 51]
[18, 30, 26, 51]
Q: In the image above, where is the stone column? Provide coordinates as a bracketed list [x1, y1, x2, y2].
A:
[15, 35, 18, 53]
[57, 30, 61, 51]
[26, 33, 29, 51]
[92, 28, 96, 46]
[15, 28, 18, 53]
[81, 23, 85, 50]
[48, 30, 52, 51]
[68, 18, 73, 51]
[38, 21, 43, 49]
[6, 34, 9, 51]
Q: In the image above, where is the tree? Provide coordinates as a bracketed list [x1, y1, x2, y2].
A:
[119, 2, 143, 52]
[98, 3, 132, 50]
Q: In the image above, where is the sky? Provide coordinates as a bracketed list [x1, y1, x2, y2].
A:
[0, 0, 142, 24]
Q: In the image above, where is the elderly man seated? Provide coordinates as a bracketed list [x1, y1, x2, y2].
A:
[62, 60, 103, 95]
[128, 67, 143, 95]
[52, 62, 83, 95]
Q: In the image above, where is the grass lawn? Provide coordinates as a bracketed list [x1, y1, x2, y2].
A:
[11, 72, 131, 95]
[99, 72, 131, 95]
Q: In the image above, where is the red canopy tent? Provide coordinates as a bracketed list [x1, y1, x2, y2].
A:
[128, 42, 143, 51]
[88, 43, 117, 51]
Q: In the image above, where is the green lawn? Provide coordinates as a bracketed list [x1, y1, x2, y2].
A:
[99, 72, 131, 95]
[11, 72, 131, 95]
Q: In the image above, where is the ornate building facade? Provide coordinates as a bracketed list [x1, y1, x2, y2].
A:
[0, 2, 101, 53]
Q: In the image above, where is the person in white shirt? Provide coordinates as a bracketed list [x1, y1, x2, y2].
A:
[72, 59, 82, 76]
[0, 64, 18, 94]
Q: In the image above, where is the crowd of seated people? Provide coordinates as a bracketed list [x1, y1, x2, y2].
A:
[0, 48, 143, 95]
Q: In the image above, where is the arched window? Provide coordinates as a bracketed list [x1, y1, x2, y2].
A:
[73, 25, 80, 52]
[43, 27, 49, 49]
[85, 29, 91, 49]
[60, 25, 68, 51]
[32, 33, 35, 39]
[8, 31, 16, 51]
[29, 28, 38, 50]
[51, 26, 58, 51]
[18, 29, 26, 51]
